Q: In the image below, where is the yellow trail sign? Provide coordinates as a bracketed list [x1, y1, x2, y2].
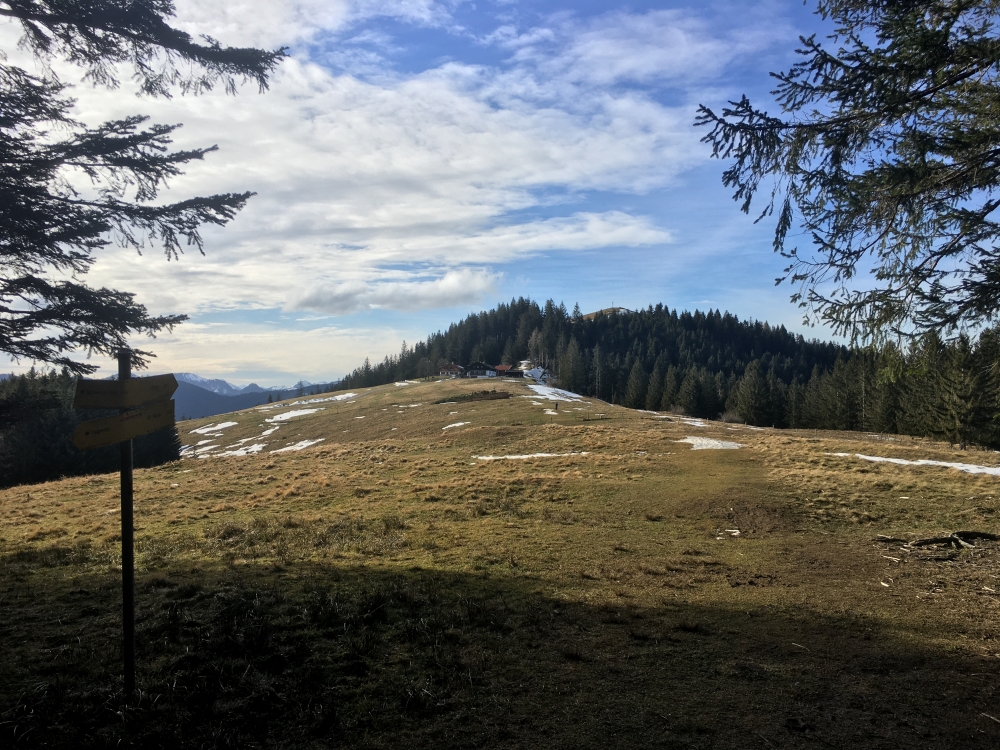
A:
[73, 374, 178, 410]
[72, 401, 175, 451]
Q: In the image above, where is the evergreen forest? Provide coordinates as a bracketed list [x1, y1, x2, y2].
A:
[0, 369, 180, 489]
[338, 298, 1000, 449]
[6, 298, 1000, 489]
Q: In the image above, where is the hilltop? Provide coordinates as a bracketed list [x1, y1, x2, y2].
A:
[1, 378, 999, 747]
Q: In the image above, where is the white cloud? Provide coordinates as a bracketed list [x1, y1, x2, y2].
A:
[67, 51, 689, 315]
[0, 2, 802, 381]
[136, 321, 409, 382]
[503, 10, 730, 85]
[391, 211, 673, 259]
[292, 268, 498, 315]
[4, 5, 706, 319]
[169, 1, 351, 49]
[482, 7, 797, 102]
[168, 1, 460, 50]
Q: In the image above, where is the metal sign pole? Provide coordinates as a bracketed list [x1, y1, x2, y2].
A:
[118, 350, 136, 697]
[72, 364, 178, 698]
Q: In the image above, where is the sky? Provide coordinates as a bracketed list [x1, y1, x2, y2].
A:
[2, 0, 835, 387]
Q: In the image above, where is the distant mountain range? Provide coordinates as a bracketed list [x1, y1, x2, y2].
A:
[174, 375, 339, 420]
[1, 370, 337, 421]
[174, 382, 275, 420]
[175, 373, 318, 397]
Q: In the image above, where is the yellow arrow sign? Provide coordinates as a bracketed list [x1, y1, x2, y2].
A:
[73, 374, 178, 410]
[72, 401, 176, 451]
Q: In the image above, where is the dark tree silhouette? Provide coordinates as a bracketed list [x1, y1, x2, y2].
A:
[1, 1, 285, 373]
[697, 1, 1000, 340]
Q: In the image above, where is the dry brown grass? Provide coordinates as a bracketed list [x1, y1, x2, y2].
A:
[1, 379, 999, 748]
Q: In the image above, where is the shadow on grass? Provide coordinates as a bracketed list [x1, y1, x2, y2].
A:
[1, 552, 998, 749]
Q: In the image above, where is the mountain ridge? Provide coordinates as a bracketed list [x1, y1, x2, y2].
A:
[173, 378, 339, 420]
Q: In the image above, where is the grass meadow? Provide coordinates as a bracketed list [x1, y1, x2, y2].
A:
[1, 378, 999, 748]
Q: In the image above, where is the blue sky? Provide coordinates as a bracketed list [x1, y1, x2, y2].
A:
[2, 0, 838, 386]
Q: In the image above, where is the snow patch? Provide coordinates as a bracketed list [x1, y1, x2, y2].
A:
[189, 421, 238, 435]
[443, 422, 471, 430]
[271, 439, 326, 454]
[828, 452, 1000, 476]
[474, 452, 590, 461]
[223, 437, 258, 448]
[261, 427, 279, 437]
[257, 392, 358, 410]
[216, 443, 268, 457]
[265, 408, 323, 423]
[675, 437, 744, 450]
[527, 384, 584, 402]
[680, 418, 707, 428]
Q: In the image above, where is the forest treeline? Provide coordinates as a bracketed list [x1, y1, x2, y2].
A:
[0, 369, 180, 489]
[6, 298, 999, 488]
[339, 297, 1000, 449]
[339, 298, 843, 398]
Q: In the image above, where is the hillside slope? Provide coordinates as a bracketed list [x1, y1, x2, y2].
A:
[2, 378, 999, 748]
[174, 381, 276, 420]
[337, 298, 846, 410]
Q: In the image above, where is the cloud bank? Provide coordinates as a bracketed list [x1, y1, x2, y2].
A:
[292, 268, 499, 315]
[0, 1, 804, 381]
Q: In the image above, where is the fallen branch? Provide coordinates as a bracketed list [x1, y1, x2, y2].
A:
[874, 530, 999, 552]
[921, 552, 960, 561]
[954, 530, 1000, 542]
[908, 536, 970, 548]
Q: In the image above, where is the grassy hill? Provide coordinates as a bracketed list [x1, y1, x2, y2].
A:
[1, 378, 999, 748]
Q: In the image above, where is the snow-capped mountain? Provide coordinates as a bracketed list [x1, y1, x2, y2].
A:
[174, 373, 290, 397]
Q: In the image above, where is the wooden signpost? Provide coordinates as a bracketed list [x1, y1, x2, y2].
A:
[73, 374, 179, 412]
[71, 400, 175, 450]
[72, 353, 177, 697]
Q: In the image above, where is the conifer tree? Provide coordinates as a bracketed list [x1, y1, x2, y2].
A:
[1, 1, 284, 373]
[697, 0, 1000, 339]
[733, 360, 771, 425]
[660, 365, 680, 411]
[786, 378, 806, 428]
[800, 365, 828, 428]
[896, 334, 937, 436]
[559, 337, 586, 394]
[528, 329, 544, 366]
[591, 343, 606, 400]
[645, 363, 663, 411]
[931, 334, 998, 448]
[700, 370, 724, 419]
[765, 365, 787, 428]
[624, 359, 648, 409]
[502, 337, 517, 365]
[675, 370, 703, 416]
[0, 367, 178, 486]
